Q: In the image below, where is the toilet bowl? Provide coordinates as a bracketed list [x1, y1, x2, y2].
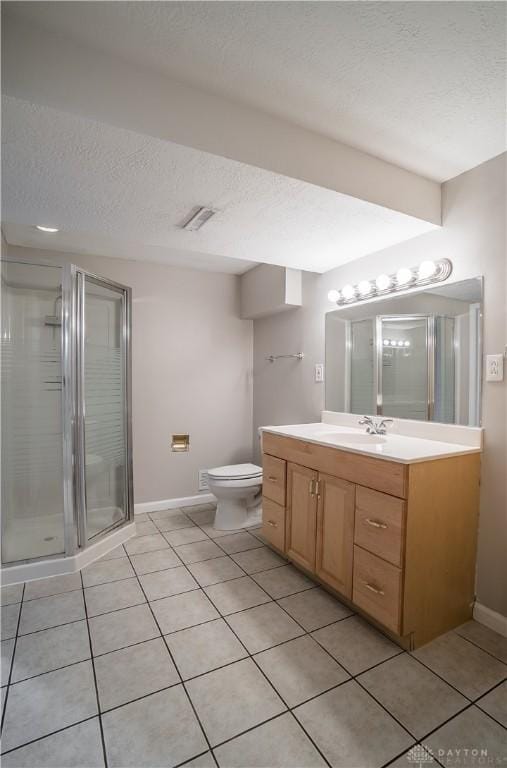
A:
[207, 463, 263, 531]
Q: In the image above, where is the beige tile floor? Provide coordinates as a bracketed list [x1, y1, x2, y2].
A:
[1, 503, 506, 768]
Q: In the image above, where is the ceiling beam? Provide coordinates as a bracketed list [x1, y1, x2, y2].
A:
[2, 16, 441, 226]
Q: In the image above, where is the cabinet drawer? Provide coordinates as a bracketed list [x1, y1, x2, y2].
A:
[354, 487, 405, 567]
[353, 546, 402, 633]
[262, 497, 286, 553]
[263, 454, 286, 506]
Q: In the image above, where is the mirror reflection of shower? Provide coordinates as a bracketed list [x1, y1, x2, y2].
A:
[325, 278, 482, 427]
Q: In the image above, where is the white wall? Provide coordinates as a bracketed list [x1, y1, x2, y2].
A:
[4, 245, 254, 505]
[253, 153, 507, 618]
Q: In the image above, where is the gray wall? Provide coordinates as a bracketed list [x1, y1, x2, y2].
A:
[253, 153, 507, 618]
[5, 245, 254, 505]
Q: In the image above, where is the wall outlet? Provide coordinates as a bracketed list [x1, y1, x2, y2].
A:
[314, 363, 325, 383]
[198, 470, 209, 491]
[486, 354, 504, 382]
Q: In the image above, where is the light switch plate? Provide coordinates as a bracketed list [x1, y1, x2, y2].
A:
[314, 363, 324, 383]
[486, 354, 504, 382]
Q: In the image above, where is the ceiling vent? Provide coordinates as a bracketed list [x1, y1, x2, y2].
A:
[180, 206, 218, 231]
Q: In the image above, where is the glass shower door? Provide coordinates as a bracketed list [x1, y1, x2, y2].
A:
[79, 273, 132, 542]
[1, 261, 66, 563]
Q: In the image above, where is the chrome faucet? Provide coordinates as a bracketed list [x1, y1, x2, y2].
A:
[358, 416, 393, 435]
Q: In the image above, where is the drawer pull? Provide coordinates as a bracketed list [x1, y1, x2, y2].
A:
[266, 520, 278, 528]
[365, 518, 388, 530]
[267, 476, 278, 482]
[363, 581, 385, 596]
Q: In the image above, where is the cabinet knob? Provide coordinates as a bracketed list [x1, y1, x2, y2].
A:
[266, 520, 277, 528]
[365, 518, 388, 530]
[363, 581, 385, 596]
[267, 476, 278, 482]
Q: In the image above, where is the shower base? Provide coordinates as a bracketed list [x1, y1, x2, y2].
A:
[1, 520, 135, 586]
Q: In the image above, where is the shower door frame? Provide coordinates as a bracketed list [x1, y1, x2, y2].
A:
[72, 265, 134, 550]
[1, 255, 133, 566]
[374, 314, 436, 421]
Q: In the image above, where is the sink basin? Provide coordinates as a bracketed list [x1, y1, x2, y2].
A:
[318, 432, 387, 445]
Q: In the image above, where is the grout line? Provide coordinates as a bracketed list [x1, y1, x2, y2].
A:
[80, 571, 109, 768]
[407, 652, 474, 703]
[4, 509, 504, 764]
[7, 654, 93, 687]
[1, 582, 25, 733]
[182, 531, 467, 759]
[121, 546, 217, 764]
[166, 542, 334, 768]
[453, 630, 507, 667]
[22, 586, 83, 603]
[0, 715, 99, 758]
[473, 676, 507, 704]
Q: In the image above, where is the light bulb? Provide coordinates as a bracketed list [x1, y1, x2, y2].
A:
[404, 340, 411, 347]
[376, 274, 391, 291]
[390, 340, 397, 346]
[36, 225, 59, 233]
[418, 260, 437, 280]
[396, 267, 413, 286]
[397, 340, 404, 347]
[341, 284, 356, 301]
[383, 339, 389, 346]
[328, 289, 341, 303]
[357, 280, 372, 296]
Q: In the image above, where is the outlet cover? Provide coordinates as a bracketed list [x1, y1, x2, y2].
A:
[486, 354, 504, 382]
[314, 363, 325, 383]
[198, 470, 209, 491]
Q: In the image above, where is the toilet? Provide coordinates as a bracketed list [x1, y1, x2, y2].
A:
[207, 463, 263, 530]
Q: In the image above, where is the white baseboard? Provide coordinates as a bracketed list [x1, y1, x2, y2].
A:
[473, 601, 507, 637]
[134, 494, 216, 515]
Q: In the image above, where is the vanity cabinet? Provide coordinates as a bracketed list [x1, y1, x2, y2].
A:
[286, 463, 318, 572]
[261, 431, 481, 649]
[316, 474, 355, 599]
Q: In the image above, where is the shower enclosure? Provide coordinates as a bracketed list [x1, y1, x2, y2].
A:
[1, 257, 133, 579]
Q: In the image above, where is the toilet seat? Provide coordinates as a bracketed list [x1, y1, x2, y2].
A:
[208, 463, 262, 481]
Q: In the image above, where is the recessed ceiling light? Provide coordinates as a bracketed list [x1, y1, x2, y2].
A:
[36, 225, 59, 233]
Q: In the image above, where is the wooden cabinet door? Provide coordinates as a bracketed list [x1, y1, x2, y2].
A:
[316, 473, 355, 599]
[286, 463, 318, 573]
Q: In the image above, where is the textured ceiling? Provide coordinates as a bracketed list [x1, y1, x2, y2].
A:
[2, 97, 435, 274]
[6, 1, 506, 181]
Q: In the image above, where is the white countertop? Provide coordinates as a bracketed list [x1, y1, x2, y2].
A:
[260, 422, 482, 464]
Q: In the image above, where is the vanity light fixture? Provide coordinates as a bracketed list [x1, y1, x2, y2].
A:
[341, 284, 356, 300]
[395, 267, 414, 286]
[328, 258, 452, 305]
[383, 338, 412, 348]
[418, 260, 437, 280]
[35, 225, 59, 233]
[357, 280, 373, 297]
[375, 273, 391, 292]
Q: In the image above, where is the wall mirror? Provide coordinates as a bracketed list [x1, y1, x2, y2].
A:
[325, 277, 483, 426]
